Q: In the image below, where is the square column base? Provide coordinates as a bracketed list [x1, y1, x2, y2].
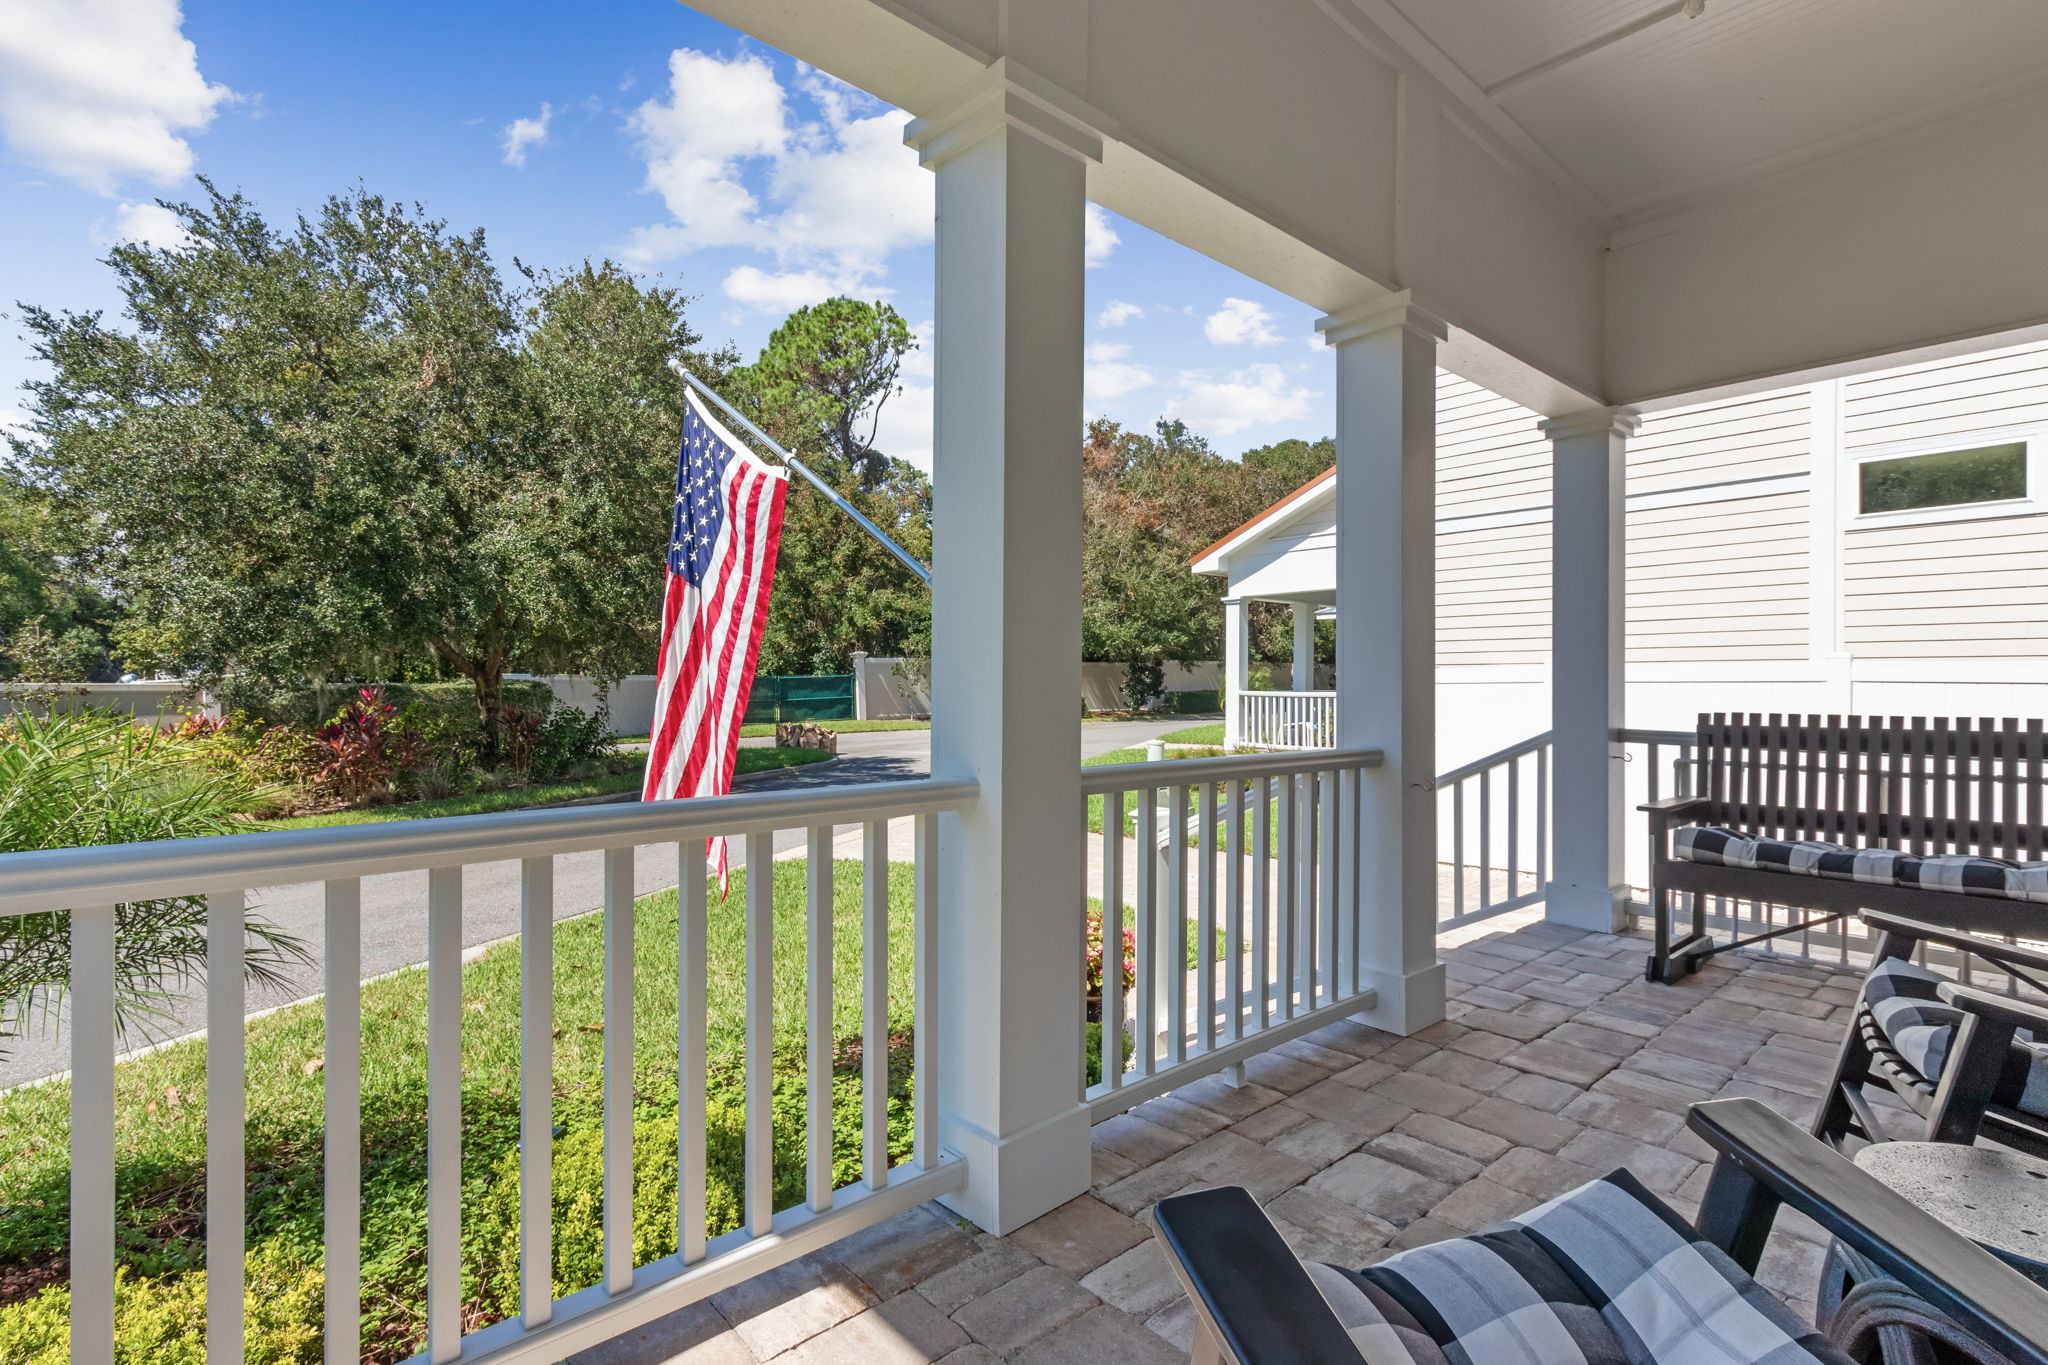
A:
[1544, 880, 1628, 934]
[937, 1101, 1094, 1235]
[1352, 961, 1448, 1036]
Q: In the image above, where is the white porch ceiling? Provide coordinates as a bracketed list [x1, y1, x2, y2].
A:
[1373, 0, 2048, 222]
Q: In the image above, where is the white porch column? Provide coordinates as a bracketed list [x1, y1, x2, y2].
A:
[1542, 407, 1638, 933]
[1318, 293, 1448, 1035]
[1223, 596, 1249, 750]
[1292, 602, 1316, 691]
[906, 63, 1101, 1234]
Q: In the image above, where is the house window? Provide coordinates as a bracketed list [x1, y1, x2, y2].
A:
[1858, 441, 2027, 515]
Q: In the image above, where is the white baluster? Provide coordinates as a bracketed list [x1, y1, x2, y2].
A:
[602, 847, 635, 1295]
[69, 905, 117, 1365]
[426, 865, 462, 1363]
[209, 889, 247, 1365]
[326, 879, 365, 1356]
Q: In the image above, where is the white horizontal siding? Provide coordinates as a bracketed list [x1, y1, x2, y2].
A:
[1438, 519, 1549, 667]
[1435, 372, 1550, 518]
[1845, 340, 2048, 449]
[1627, 388, 1811, 496]
[1845, 511, 2048, 657]
[1626, 490, 1810, 663]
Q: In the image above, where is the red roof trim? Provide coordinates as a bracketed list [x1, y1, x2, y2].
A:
[1189, 466, 1334, 568]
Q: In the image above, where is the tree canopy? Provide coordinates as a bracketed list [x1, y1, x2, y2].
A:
[12, 177, 1335, 726]
[731, 297, 913, 489]
[1081, 421, 1334, 701]
[14, 184, 727, 755]
[728, 298, 931, 676]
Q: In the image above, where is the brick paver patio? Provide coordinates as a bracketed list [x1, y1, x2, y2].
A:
[572, 911, 1881, 1364]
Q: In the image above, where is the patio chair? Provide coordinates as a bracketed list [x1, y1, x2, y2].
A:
[1151, 1097, 2048, 1365]
[1814, 910, 2048, 1159]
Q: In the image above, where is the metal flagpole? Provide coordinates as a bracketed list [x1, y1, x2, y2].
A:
[668, 361, 932, 587]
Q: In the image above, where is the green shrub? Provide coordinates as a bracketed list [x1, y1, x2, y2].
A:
[0, 708, 307, 1047]
[0, 1245, 325, 1365]
[1165, 689, 1221, 715]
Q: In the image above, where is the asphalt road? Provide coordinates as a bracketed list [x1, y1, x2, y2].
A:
[0, 716, 1200, 1088]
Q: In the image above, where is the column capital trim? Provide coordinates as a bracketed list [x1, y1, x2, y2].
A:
[1540, 406, 1641, 442]
[1314, 291, 1451, 348]
[905, 58, 1112, 169]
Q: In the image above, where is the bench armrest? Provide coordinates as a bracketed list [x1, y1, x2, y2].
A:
[1688, 1098, 2048, 1364]
[1637, 794, 1708, 820]
[1862, 910, 2048, 978]
[1152, 1185, 1367, 1365]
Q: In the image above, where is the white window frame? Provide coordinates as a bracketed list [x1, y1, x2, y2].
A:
[1845, 425, 2047, 528]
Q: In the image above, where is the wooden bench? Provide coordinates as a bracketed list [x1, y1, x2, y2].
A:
[1641, 713, 2048, 984]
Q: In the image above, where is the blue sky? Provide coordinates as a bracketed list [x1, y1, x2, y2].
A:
[0, 0, 1336, 471]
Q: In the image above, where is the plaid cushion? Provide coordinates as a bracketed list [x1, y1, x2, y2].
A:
[1863, 955, 2048, 1117]
[1310, 1169, 1849, 1365]
[1672, 826, 2048, 903]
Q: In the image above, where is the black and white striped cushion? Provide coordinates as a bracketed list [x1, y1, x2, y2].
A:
[1863, 955, 2048, 1116]
[1310, 1168, 1849, 1365]
[1672, 826, 2048, 903]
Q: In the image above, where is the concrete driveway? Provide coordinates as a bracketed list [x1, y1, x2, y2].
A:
[0, 716, 1214, 1089]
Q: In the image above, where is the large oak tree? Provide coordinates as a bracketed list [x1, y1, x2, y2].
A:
[15, 184, 727, 758]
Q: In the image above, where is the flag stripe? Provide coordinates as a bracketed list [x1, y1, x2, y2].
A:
[641, 391, 789, 891]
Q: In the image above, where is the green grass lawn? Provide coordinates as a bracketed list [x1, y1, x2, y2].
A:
[253, 748, 831, 832]
[1158, 722, 1225, 746]
[0, 859, 915, 1364]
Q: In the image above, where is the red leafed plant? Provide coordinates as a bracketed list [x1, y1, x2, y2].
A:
[1085, 906, 1138, 996]
[310, 687, 422, 803]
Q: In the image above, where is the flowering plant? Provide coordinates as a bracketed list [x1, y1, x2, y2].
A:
[309, 686, 424, 803]
[1084, 907, 1137, 995]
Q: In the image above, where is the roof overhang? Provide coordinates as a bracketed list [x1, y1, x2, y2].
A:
[1190, 467, 1336, 577]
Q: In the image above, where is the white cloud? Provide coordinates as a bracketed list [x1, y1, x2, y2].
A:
[899, 320, 934, 380]
[1305, 331, 1330, 350]
[1096, 300, 1143, 328]
[623, 49, 930, 293]
[720, 265, 847, 311]
[1085, 341, 1155, 401]
[1166, 365, 1317, 436]
[500, 102, 552, 167]
[106, 199, 191, 251]
[0, 0, 232, 194]
[1204, 297, 1283, 347]
[1084, 203, 1118, 268]
[0, 406, 31, 444]
[869, 382, 932, 473]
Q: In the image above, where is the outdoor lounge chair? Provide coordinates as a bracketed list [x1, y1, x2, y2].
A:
[1151, 1097, 2048, 1365]
[1815, 910, 2048, 1159]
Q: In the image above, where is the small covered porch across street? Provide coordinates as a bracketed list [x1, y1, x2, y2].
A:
[11, 1, 2048, 1362]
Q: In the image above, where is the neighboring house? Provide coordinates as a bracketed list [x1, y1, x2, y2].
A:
[1195, 337, 2048, 767]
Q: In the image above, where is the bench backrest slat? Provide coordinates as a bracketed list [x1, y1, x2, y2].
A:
[1689, 712, 2048, 857]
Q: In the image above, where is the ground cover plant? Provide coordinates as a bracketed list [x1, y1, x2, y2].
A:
[0, 859, 918, 1364]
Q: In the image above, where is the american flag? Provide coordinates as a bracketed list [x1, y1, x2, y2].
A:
[643, 389, 789, 888]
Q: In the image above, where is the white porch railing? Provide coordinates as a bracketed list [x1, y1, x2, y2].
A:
[1435, 732, 1551, 928]
[2, 777, 972, 1365]
[1237, 689, 1336, 749]
[1079, 746, 1383, 1117]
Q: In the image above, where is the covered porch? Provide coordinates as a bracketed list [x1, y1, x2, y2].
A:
[11, 0, 2048, 1361]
